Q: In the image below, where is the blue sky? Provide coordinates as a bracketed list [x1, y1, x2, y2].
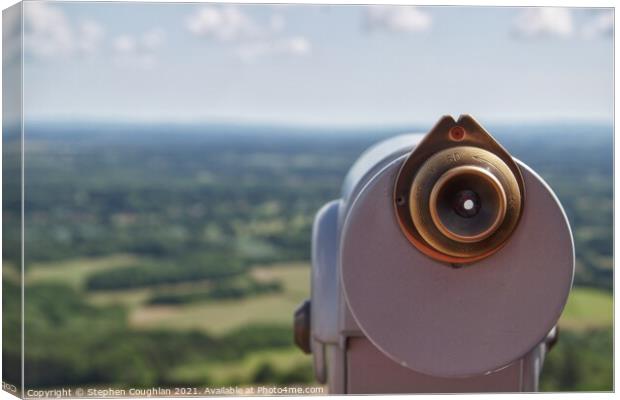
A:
[7, 2, 614, 126]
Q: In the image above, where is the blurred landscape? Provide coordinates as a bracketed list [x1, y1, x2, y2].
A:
[2, 121, 613, 392]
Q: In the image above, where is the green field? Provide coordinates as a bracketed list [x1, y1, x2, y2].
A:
[6, 126, 613, 391]
[26, 256, 611, 336]
[26, 257, 310, 336]
[23, 256, 314, 387]
[18, 252, 614, 391]
[25, 254, 612, 339]
[559, 287, 613, 332]
[169, 347, 310, 385]
[541, 287, 613, 391]
[27, 254, 145, 288]
[130, 291, 302, 335]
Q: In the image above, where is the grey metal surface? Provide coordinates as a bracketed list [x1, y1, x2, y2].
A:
[339, 156, 574, 378]
[310, 200, 341, 383]
[346, 337, 534, 393]
[311, 200, 341, 345]
[520, 342, 546, 391]
[337, 134, 424, 336]
[340, 134, 423, 208]
[326, 344, 346, 394]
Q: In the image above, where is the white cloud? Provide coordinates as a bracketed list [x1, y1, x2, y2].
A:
[186, 5, 311, 61]
[3, 4, 23, 64]
[114, 35, 137, 53]
[513, 8, 574, 38]
[581, 10, 614, 39]
[23, 2, 105, 58]
[142, 28, 165, 50]
[113, 28, 166, 69]
[186, 5, 260, 41]
[24, 2, 74, 57]
[78, 20, 105, 55]
[365, 6, 432, 33]
[287, 36, 311, 55]
[21, 2, 165, 67]
[512, 8, 614, 40]
[237, 36, 311, 62]
[269, 14, 286, 33]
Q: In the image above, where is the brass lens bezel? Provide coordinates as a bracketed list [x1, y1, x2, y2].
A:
[394, 115, 525, 264]
[408, 146, 521, 258]
[428, 165, 507, 243]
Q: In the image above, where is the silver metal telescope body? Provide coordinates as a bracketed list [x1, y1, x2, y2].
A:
[294, 115, 574, 393]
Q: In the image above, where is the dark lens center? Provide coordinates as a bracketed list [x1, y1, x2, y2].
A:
[453, 190, 481, 218]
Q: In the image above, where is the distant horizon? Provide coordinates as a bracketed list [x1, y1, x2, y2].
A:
[7, 116, 611, 143]
[19, 116, 615, 130]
